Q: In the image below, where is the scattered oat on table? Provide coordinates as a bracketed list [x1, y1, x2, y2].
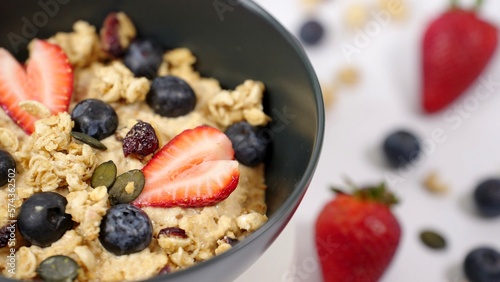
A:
[320, 83, 337, 108]
[378, 0, 408, 21]
[300, 0, 324, 12]
[345, 3, 368, 29]
[423, 171, 449, 194]
[336, 66, 360, 87]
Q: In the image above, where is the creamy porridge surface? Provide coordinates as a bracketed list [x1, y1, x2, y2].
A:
[0, 12, 268, 281]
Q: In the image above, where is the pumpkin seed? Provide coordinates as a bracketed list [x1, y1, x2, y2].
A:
[36, 255, 80, 282]
[91, 160, 117, 188]
[420, 230, 446, 249]
[108, 169, 145, 205]
[70, 131, 107, 151]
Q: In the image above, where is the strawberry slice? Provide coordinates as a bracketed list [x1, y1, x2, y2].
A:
[133, 126, 240, 208]
[27, 40, 73, 113]
[0, 39, 73, 134]
[0, 49, 36, 133]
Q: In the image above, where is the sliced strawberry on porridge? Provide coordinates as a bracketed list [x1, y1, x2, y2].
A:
[0, 39, 73, 134]
[133, 125, 240, 208]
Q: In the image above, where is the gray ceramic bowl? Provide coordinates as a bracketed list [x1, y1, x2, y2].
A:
[0, 1, 324, 281]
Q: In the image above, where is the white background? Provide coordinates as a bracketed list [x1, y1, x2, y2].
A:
[237, 0, 500, 281]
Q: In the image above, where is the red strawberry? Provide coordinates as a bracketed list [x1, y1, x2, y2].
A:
[0, 39, 73, 133]
[422, 7, 498, 113]
[315, 184, 401, 282]
[0, 49, 36, 133]
[133, 125, 240, 208]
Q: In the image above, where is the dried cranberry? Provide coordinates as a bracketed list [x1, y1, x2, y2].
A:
[158, 265, 171, 275]
[100, 13, 123, 57]
[122, 121, 159, 158]
[158, 227, 188, 239]
[221, 236, 238, 246]
[0, 223, 14, 248]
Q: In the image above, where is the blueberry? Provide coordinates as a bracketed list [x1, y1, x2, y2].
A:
[99, 204, 152, 256]
[383, 130, 421, 168]
[123, 39, 163, 79]
[225, 121, 268, 167]
[0, 149, 16, 187]
[299, 20, 325, 46]
[464, 247, 500, 282]
[17, 192, 74, 247]
[146, 76, 196, 117]
[474, 178, 500, 217]
[71, 99, 119, 141]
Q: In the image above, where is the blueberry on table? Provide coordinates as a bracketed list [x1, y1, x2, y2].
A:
[146, 76, 197, 118]
[464, 247, 500, 282]
[0, 149, 16, 187]
[474, 178, 500, 217]
[299, 19, 325, 46]
[71, 99, 119, 141]
[383, 130, 421, 168]
[124, 39, 163, 79]
[99, 204, 152, 255]
[225, 121, 268, 167]
[36, 255, 80, 282]
[17, 192, 74, 247]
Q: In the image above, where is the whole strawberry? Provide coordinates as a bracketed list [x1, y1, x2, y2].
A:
[315, 183, 401, 282]
[422, 0, 498, 113]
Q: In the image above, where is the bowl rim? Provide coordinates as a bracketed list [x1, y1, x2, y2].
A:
[149, 0, 325, 281]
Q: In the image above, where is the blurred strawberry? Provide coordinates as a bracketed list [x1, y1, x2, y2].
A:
[422, 2, 498, 113]
[315, 183, 401, 282]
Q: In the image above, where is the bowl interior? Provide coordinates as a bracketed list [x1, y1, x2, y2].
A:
[0, 1, 324, 281]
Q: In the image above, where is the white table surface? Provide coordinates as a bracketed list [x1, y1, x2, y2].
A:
[236, 0, 500, 281]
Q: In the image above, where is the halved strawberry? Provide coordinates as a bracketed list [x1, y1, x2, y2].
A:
[133, 126, 240, 208]
[0, 49, 36, 133]
[0, 39, 73, 134]
[27, 40, 73, 113]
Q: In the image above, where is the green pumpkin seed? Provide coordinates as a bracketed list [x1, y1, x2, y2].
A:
[91, 160, 117, 188]
[36, 255, 80, 282]
[420, 230, 446, 249]
[70, 131, 107, 151]
[108, 169, 145, 205]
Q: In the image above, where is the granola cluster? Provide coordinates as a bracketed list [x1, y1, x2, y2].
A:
[208, 80, 270, 128]
[86, 61, 151, 104]
[14, 113, 97, 199]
